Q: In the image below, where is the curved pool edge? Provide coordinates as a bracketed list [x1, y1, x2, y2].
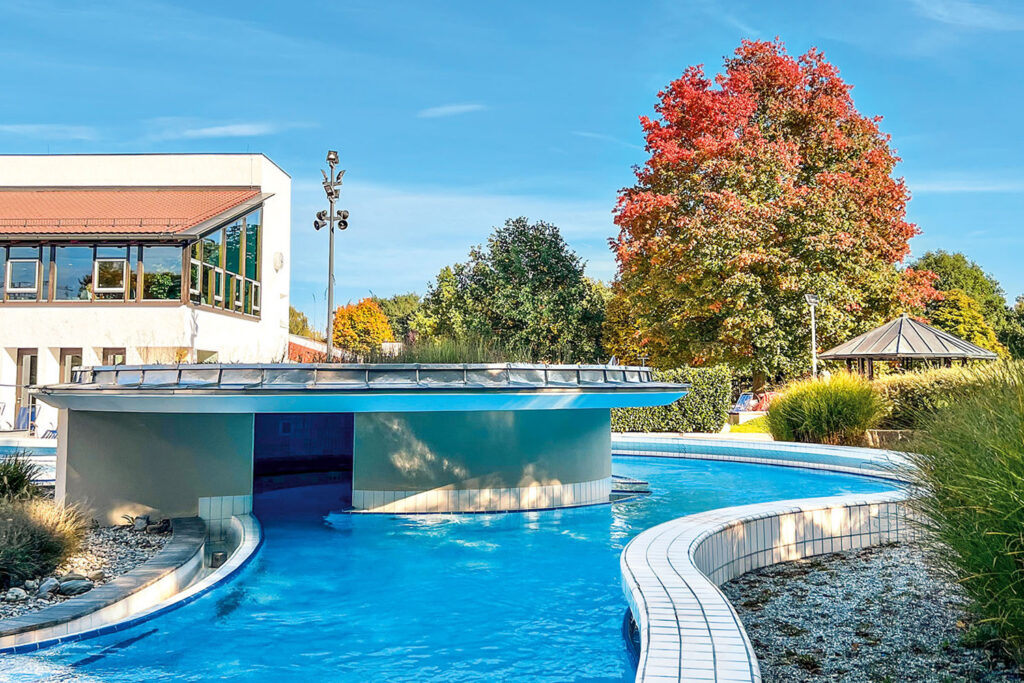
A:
[0, 513, 263, 655]
[618, 436, 912, 683]
[612, 433, 907, 481]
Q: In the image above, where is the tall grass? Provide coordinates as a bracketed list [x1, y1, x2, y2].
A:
[0, 500, 87, 586]
[366, 336, 538, 364]
[767, 372, 884, 445]
[0, 451, 42, 500]
[905, 361, 1024, 661]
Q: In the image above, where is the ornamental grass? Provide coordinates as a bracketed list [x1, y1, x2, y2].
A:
[767, 372, 884, 445]
[0, 499, 87, 587]
[0, 451, 42, 501]
[904, 361, 1024, 661]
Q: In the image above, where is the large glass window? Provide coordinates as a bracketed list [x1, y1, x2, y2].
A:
[53, 246, 93, 300]
[189, 208, 261, 316]
[244, 210, 260, 280]
[94, 247, 129, 301]
[0, 247, 5, 299]
[142, 246, 182, 300]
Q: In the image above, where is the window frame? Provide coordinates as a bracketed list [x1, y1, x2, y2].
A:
[93, 257, 129, 296]
[6, 258, 41, 296]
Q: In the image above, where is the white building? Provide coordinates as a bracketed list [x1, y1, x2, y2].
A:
[0, 153, 291, 433]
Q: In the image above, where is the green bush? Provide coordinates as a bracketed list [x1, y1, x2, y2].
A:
[0, 451, 42, 500]
[767, 372, 884, 445]
[611, 366, 731, 433]
[905, 361, 1024, 661]
[0, 500, 87, 587]
[873, 365, 988, 429]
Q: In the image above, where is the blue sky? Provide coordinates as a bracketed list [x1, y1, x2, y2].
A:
[1, 0, 1022, 330]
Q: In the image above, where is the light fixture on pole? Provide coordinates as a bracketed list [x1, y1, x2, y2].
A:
[805, 293, 820, 377]
[313, 150, 349, 362]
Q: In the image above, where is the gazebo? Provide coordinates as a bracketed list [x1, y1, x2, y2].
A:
[819, 313, 998, 379]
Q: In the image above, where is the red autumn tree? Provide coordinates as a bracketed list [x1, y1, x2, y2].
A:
[608, 39, 939, 380]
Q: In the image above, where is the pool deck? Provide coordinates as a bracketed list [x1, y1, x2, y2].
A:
[617, 436, 911, 683]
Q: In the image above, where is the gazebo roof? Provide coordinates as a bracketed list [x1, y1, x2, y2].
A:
[819, 314, 998, 361]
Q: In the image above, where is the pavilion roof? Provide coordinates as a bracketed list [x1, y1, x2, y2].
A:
[819, 314, 998, 361]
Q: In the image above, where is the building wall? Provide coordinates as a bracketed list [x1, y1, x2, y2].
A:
[352, 408, 612, 512]
[57, 409, 255, 525]
[0, 154, 291, 432]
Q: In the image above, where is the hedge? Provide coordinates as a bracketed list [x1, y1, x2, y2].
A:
[611, 366, 731, 433]
[873, 365, 988, 430]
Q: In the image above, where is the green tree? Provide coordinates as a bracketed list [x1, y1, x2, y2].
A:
[289, 306, 323, 341]
[912, 250, 1006, 330]
[371, 292, 422, 341]
[420, 217, 606, 362]
[928, 289, 1006, 356]
[998, 297, 1024, 359]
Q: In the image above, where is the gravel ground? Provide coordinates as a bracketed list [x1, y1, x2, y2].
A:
[722, 543, 1022, 682]
[0, 525, 168, 621]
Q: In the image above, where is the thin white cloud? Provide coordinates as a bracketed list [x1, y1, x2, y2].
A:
[0, 123, 98, 140]
[416, 103, 487, 119]
[910, 0, 1024, 31]
[146, 119, 312, 142]
[572, 131, 643, 151]
[911, 176, 1024, 193]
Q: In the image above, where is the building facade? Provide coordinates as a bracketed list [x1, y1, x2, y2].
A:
[0, 154, 291, 433]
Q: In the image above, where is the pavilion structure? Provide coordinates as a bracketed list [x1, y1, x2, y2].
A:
[819, 313, 998, 379]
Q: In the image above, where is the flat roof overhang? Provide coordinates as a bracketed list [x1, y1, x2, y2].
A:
[33, 363, 688, 414]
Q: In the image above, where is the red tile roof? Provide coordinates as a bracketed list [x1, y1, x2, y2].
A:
[0, 187, 261, 236]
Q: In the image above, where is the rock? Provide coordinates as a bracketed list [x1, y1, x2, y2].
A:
[59, 572, 87, 582]
[145, 519, 171, 534]
[86, 570, 105, 583]
[23, 579, 38, 593]
[4, 588, 28, 602]
[133, 515, 150, 531]
[37, 577, 59, 595]
[58, 579, 93, 596]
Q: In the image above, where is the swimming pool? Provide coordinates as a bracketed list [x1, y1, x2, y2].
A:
[2, 456, 893, 682]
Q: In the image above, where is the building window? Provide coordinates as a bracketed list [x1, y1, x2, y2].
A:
[15, 349, 38, 417]
[53, 246, 94, 300]
[59, 348, 83, 383]
[94, 258, 127, 299]
[189, 208, 261, 316]
[141, 245, 182, 300]
[6, 258, 40, 300]
[102, 348, 126, 365]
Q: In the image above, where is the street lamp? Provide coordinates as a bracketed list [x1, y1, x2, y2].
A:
[313, 150, 349, 362]
[805, 293, 819, 377]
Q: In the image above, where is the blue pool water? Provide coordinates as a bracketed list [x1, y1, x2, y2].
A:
[3, 457, 893, 682]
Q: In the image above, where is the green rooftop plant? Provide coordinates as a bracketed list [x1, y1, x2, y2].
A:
[905, 361, 1024, 662]
[767, 372, 884, 445]
[0, 451, 42, 500]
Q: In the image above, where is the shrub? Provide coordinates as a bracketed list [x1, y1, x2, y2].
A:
[873, 365, 989, 429]
[905, 361, 1024, 661]
[0, 451, 42, 500]
[611, 366, 731, 433]
[767, 372, 884, 445]
[0, 500, 87, 587]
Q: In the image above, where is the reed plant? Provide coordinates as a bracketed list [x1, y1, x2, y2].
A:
[904, 361, 1024, 661]
[0, 451, 42, 500]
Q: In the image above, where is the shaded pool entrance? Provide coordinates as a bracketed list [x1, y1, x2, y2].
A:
[252, 413, 354, 512]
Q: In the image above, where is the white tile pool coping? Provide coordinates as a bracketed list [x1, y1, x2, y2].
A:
[616, 435, 911, 682]
[0, 514, 262, 654]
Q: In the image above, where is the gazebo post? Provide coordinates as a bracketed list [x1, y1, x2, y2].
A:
[867, 359, 874, 380]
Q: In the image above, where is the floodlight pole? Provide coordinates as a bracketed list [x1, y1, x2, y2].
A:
[314, 151, 349, 362]
[805, 293, 819, 377]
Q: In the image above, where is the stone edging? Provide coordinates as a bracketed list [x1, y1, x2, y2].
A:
[0, 514, 262, 654]
[617, 435, 912, 682]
